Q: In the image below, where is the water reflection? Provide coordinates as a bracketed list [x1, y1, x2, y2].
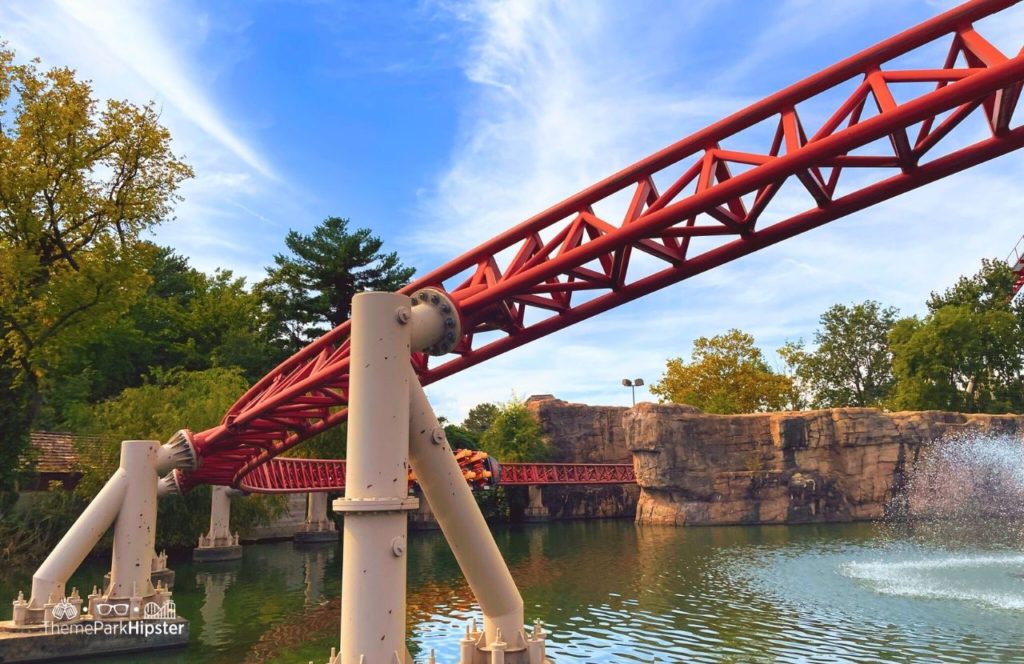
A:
[196, 570, 235, 649]
[1, 520, 1021, 662]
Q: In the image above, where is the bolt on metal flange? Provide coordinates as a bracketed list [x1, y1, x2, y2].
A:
[410, 287, 462, 356]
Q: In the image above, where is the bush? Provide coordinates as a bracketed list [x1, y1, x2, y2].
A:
[478, 399, 549, 462]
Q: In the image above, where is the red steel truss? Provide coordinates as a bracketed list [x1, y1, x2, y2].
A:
[496, 463, 636, 487]
[235, 456, 635, 494]
[1010, 235, 1024, 299]
[181, 0, 1024, 491]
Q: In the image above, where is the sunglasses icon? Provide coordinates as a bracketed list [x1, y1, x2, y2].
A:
[96, 603, 129, 617]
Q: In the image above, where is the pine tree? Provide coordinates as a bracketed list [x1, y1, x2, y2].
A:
[259, 217, 415, 352]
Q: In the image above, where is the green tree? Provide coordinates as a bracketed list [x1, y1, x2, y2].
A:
[463, 402, 500, 435]
[478, 399, 549, 462]
[259, 217, 415, 353]
[889, 260, 1024, 413]
[890, 314, 1022, 413]
[927, 258, 1021, 313]
[780, 301, 899, 408]
[0, 345, 31, 498]
[650, 329, 793, 413]
[48, 245, 276, 414]
[0, 46, 192, 429]
[442, 423, 479, 450]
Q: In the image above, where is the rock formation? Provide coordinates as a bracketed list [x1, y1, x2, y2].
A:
[625, 403, 1024, 526]
[524, 395, 639, 520]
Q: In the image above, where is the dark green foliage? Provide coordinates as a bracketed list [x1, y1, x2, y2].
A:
[889, 262, 1024, 414]
[0, 345, 32, 500]
[443, 423, 480, 450]
[927, 258, 1021, 313]
[780, 301, 899, 408]
[478, 399, 550, 462]
[259, 217, 415, 353]
[0, 489, 86, 564]
[463, 402, 499, 435]
[47, 244, 277, 418]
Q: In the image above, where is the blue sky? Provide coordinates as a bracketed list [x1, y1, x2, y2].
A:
[2, 0, 1023, 420]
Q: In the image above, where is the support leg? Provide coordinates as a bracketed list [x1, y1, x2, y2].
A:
[332, 292, 418, 663]
[295, 491, 338, 543]
[409, 374, 549, 662]
[7, 435, 195, 628]
[194, 486, 242, 562]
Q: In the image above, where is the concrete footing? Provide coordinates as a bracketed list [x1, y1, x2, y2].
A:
[103, 567, 174, 590]
[523, 486, 550, 522]
[409, 497, 440, 530]
[294, 492, 338, 544]
[293, 529, 337, 544]
[193, 545, 243, 563]
[0, 618, 188, 662]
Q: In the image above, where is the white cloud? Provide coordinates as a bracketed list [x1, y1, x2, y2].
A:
[54, 0, 276, 180]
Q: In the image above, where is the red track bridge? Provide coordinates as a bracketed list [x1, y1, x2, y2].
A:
[1010, 235, 1024, 299]
[173, 0, 1024, 494]
[237, 455, 636, 494]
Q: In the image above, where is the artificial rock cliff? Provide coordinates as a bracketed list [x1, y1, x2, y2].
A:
[524, 396, 639, 520]
[625, 403, 1024, 526]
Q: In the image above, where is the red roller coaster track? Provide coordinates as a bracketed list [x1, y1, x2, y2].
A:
[179, 0, 1024, 492]
[236, 456, 636, 494]
[1010, 234, 1024, 298]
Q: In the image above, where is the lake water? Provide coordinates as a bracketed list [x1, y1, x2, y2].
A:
[3, 520, 1023, 663]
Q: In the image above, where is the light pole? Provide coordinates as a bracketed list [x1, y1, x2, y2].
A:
[622, 378, 644, 406]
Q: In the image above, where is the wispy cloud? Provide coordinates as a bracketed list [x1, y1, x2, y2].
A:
[414, 0, 740, 254]
[54, 0, 276, 180]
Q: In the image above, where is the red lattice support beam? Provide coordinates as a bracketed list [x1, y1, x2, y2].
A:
[235, 456, 636, 494]
[496, 463, 636, 487]
[1009, 234, 1024, 299]
[180, 0, 1024, 492]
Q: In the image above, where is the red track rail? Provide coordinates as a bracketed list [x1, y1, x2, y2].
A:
[1009, 234, 1024, 298]
[236, 457, 635, 494]
[496, 463, 636, 487]
[181, 0, 1024, 491]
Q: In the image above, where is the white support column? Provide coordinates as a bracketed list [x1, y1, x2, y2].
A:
[332, 292, 418, 662]
[108, 440, 161, 601]
[8, 433, 196, 627]
[207, 486, 233, 546]
[296, 491, 337, 543]
[194, 485, 243, 561]
[306, 492, 332, 531]
[327, 288, 547, 662]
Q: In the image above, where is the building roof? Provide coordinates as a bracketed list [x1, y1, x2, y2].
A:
[25, 432, 101, 474]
